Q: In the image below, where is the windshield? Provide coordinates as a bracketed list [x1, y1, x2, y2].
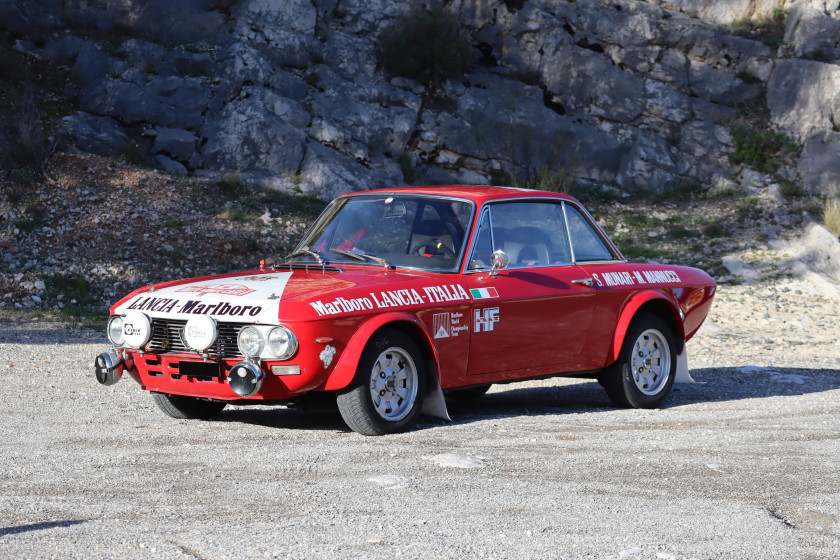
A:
[290, 194, 474, 272]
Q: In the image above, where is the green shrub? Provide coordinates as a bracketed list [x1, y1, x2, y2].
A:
[728, 126, 795, 174]
[217, 170, 243, 196]
[399, 154, 417, 183]
[379, 5, 477, 88]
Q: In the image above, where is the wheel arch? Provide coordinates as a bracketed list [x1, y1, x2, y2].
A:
[609, 291, 684, 365]
[323, 312, 441, 392]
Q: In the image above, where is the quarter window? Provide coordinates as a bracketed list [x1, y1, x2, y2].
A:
[564, 204, 615, 262]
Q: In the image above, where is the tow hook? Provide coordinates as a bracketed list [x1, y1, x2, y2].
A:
[94, 351, 124, 386]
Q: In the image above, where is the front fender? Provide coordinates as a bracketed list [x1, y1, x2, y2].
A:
[323, 311, 438, 391]
[609, 289, 684, 364]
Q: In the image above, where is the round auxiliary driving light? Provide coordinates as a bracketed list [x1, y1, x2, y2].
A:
[107, 315, 125, 346]
[237, 326, 264, 358]
[266, 326, 298, 360]
[184, 315, 218, 353]
[227, 361, 265, 397]
[122, 311, 152, 349]
[94, 350, 123, 386]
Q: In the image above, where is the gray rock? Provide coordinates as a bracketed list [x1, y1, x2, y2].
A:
[308, 75, 419, 162]
[0, 0, 63, 30]
[653, 0, 780, 25]
[616, 130, 678, 191]
[64, 0, 225, 43]
[797, 131, 840, 196]
[82, 75, 208, 130]
[62, 112, 134, 157]
[297, 140, 404, 200]
[433, 74, 627, 184]
[540, 46, 645, 123]
[43, 35, 86, 67]
[118, 39, 167, 74]
[678, 121, 735, 168]
[216, 43, 311, 100]
[152, 154, 189, 176]
[689, 60, 763, 106]
[767, 58, 840, 141]
[201, 87, 310, 178]
[644, 80, 692, 123]
[72, 41, 125, 86]
[785, 5, 840, 61]
[231, 0, 319, 68]
[152, 128, 198, 162]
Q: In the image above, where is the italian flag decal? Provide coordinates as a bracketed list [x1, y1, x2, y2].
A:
[470, 287, 499, 299]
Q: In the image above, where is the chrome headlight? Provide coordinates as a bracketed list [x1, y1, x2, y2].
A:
[122, 311, 152, 349]
[184, 316, 218, 353]
[266, 326, 298, 360]
[237, 326, 264, 358]
[107, 315, 125, 346]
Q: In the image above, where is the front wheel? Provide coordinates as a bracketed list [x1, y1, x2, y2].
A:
[336, 328, 426, 436]
[599, 313, 676, 409]
[151, 392, 227, 420]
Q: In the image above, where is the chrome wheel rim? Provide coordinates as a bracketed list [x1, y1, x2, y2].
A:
[630, 329, 671, 396]
[368, 346, 418, 422]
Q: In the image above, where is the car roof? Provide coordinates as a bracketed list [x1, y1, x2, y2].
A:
[340, 185, 580, 205]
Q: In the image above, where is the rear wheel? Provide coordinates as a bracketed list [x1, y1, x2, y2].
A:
[151, 392, 227, 420]
[337, 328, 426, 436]
[599, 313, 676, 409]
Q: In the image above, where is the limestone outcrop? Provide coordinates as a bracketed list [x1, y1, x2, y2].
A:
[4, 0, 840, 199]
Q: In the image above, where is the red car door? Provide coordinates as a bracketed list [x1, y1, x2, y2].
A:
[466, 266, 596, 375]
[463, 200, 599, 377]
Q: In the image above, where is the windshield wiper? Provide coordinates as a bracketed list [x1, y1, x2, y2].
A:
[330, 249, 391, 269]
[286, 248, 325, 264]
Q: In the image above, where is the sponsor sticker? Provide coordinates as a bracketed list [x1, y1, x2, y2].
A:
[175, 284, 256, 297]
[592, 270, 682, 287]
[470, 287, 499, 299]
[433, 312, 468, 339]
[474, 307, 500, 333]
[309, 284, 471, 317]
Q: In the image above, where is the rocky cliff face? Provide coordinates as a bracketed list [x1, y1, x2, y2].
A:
[4, 0, 840, 200]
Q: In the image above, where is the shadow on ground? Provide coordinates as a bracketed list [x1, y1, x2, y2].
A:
[215, 366, 840, 433]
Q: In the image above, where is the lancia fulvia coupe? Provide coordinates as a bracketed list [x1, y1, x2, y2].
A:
[95, 186, 715, 435]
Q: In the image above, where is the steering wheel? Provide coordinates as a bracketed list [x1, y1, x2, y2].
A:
[414, 239, 457, 260]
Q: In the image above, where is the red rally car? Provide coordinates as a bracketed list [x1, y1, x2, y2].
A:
[95, 186, 716, 435]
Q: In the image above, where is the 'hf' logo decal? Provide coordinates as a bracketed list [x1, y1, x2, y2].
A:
[474, 307, 500, 333]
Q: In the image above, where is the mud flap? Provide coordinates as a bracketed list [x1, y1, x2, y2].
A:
[421, 372, 451, 421]
[674, 344, 696, 383]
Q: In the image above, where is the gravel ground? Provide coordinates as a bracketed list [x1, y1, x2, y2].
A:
[1, 280, 839, 560]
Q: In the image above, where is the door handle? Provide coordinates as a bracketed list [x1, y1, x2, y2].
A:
[571, 278, 594, 287]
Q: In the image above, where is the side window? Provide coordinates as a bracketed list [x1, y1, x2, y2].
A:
[468, 211, 493, 270]
[472, 201, 572, 268]
[564, 204, 615, 262]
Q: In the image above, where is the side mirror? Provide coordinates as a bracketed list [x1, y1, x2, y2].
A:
[490, 249, 509, 277]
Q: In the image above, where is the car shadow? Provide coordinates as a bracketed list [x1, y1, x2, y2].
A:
[441, 366, 840, 427]
[202, 366, 840, 433]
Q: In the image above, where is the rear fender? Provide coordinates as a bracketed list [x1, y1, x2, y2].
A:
[610, 290, 685, 365]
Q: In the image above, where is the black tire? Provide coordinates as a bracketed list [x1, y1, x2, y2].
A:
[151, 392, 227, 420]
[599, 313, 676, 409]
[336, 328, 426, 436]
[446, 384, 491, 400]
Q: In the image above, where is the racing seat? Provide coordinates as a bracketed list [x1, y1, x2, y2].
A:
[503, 226, 552, 265]
[408, 220, 458, 258]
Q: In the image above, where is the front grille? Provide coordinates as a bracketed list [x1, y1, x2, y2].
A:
[147, 318, 244, 357]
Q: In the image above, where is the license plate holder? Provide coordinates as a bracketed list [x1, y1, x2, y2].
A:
[178, 360, 221, 379]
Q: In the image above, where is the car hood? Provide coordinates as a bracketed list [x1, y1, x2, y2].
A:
[112, 267, 466, 323]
